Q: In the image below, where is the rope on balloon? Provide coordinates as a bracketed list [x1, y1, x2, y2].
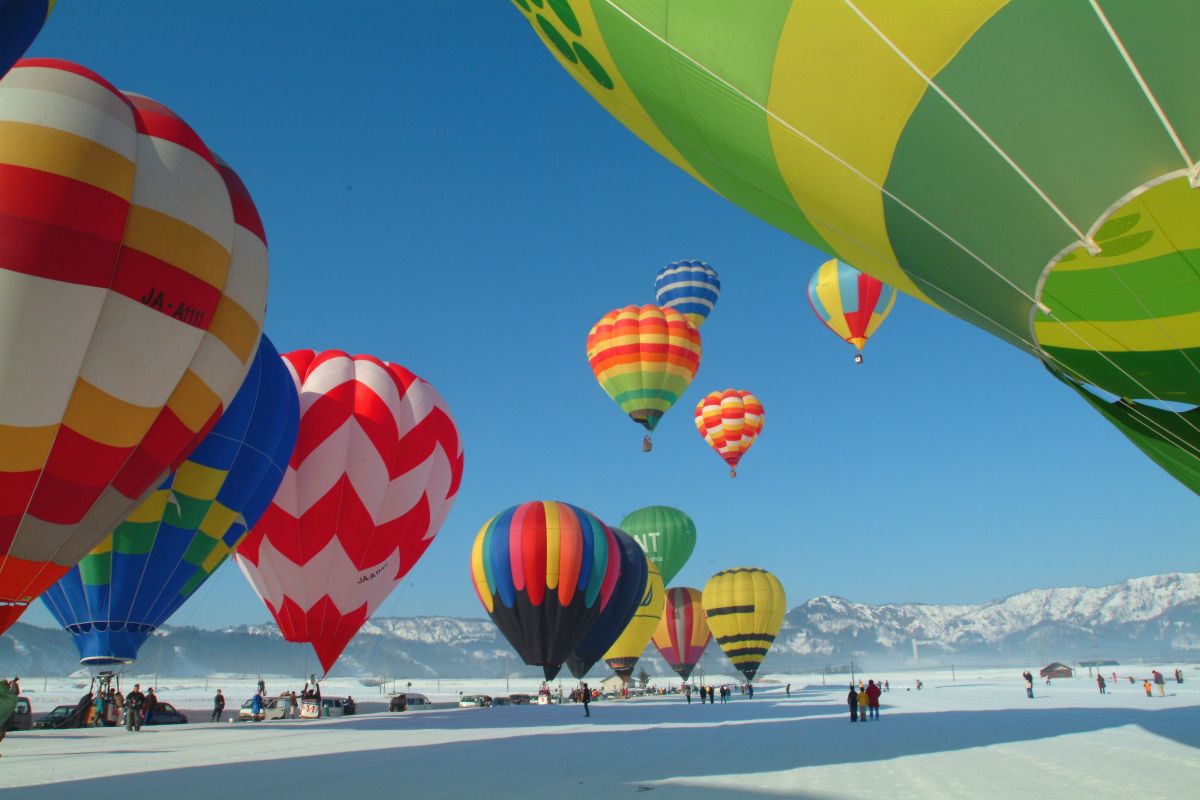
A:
[597, 0, 1200, 455]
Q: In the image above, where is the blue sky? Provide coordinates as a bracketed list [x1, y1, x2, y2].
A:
[18, 1, 1197, 630]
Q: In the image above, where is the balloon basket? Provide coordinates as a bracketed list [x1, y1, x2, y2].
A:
[729, 468, 737, 478]
[854, 354, 863, 365]
[642, 434, 652, 453]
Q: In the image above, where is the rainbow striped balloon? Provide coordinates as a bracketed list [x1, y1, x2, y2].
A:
[695, 389, 764, 477]
[470, 500, 619, 680]
[586, 304, 702, 437]
[807, 259, 896, 359]
[654, 260, 721, 329]
[653, 586, 711, 681]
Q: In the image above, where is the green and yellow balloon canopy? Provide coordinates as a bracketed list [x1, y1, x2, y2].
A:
[518, 0, 1200, 493]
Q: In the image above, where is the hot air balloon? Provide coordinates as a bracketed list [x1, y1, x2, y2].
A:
[808, 259, 896, 364]
[653, 586, 711, 681]
[565, 528, 648, 679]
[236, 350, 464, 674]
[655, 260, 721, 329]
[618, 506, 695, 586]
[41, 336, 298, 664]
[602, 558, 664, 680]
[0, 59, 269, 634]
[470, 501, 619, 681]
[1, 0, 53, 79]
[586, 304, 701, 451]
[702, 568, 786, 682]
[694, 390, 764, 477]
[516, 3, 1200, 495]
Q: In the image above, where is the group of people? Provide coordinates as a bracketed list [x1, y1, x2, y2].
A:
[847, 680, 883, 721]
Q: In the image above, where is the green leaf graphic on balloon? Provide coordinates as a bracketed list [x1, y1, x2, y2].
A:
[515, 0, 613, 90]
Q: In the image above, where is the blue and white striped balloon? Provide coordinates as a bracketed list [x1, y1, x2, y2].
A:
[654, 260, 721, 329]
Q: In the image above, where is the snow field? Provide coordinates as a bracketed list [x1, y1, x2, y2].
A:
[1, 665, 1196, 798]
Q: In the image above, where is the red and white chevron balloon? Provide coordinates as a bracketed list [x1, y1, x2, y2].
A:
[235, 350, 464, 673]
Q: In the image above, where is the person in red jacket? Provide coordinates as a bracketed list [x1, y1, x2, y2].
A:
[866, 680, 881, 720]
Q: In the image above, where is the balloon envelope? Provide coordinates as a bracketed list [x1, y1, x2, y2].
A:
[702, 568, 786, 681]
[586, 304, 701, 434]
[654, 260, 720, 329]
[471, 501, 619, 681]
[695, 390, 764, 477]
[41, 336, 299, 664]
[807, 259, 896, 354]
[653, 586, 711, 681]
[0, 59, 268, 633]
[618, 506, 695, 586]
[603, 558, 664, 679]
[0, 0, 53, 79]
[517, 2, 1200, 491]
[236, 350, 464, 674]
[566, 528, 648, 679]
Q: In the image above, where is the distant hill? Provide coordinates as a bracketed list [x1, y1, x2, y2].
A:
[1, 573, 1195, 678]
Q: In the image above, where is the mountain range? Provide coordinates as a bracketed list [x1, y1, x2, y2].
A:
[1, 573, 1195, 678]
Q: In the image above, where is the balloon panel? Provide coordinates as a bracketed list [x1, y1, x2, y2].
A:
[41, 336, 298, 664]
[236, 350, 463, 673]
[0, 59, 268, 631]
[603, 558, 664, 677]
[702, 567, 786, 681]
[618, 505, 695, 586]
[586, 304, 701, 432]
[471, 500, 618, 680]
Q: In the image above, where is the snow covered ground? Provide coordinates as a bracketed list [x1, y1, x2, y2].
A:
[3, 665, 1197, 799]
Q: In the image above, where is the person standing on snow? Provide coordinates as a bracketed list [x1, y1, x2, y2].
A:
[581, 682, 591, 717]
[1143, 680, 1152, 697]
[1097, 675, 1106, 694]
[124, 684, 145, 731]
[785, 683, 791, 697]
[857, 685, 869, 720]
[212, 690, 225, 722]
[684, 684, 691, 704]
[1023, 671, 1034, 699]
[251, 691, 264, 721]
[847, 685, 859, 722]
[1153, 670, 1165, 696]
[866, 680, 881, 720]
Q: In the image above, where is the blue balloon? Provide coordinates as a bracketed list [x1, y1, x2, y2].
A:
[1, 0, 53, 80]
[566, 528, 649, 679]
[41, 335, 299, 665]
[654, 259, 721, 328]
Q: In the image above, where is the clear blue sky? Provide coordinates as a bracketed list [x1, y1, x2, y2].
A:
[19, 1, 1198, 630]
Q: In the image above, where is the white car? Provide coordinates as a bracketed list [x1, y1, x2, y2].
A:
[458, 695, 492, 708]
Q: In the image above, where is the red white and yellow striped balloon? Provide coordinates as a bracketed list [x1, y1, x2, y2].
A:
[0, 59, 267, 633]
[694, 389, 764, 478]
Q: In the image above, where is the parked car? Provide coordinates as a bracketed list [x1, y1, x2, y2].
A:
[240, 695, 298, 721]
[490, 696, 512, 707]
[457, 695, 492, 708]
[508, 694, 533, 705]
[388, 692, 430, 712]
[34, 705, 78, 729]
[299, 697, 351, 719]
[3, 697, 31, 731]
[144, 703, 187, 725]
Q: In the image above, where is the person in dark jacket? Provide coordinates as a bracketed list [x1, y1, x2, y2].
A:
[212, 690, 225, 722]
[866, 680, 881, 719]
[124, 685, 145, 731]
[581, 682, 590, 717]
[144, 688, 158, 724]
[848, 685, 858, 722]
[1097, 675, 1106, 694]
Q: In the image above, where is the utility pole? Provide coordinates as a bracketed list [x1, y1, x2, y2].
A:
[505, 652, 510, 693]
[951, 663, 956, 682]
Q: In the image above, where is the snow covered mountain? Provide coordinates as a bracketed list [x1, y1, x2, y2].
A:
[1, 574, 1195, 677]
[777, 573, 1200, 666]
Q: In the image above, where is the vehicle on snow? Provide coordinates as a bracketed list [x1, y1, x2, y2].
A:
[3, 697, 31, 731]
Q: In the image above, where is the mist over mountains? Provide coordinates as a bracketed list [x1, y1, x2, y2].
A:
[1, 573, 1195, 678]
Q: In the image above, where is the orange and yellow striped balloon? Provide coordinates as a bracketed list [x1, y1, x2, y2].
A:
[694, 390, 763, 477]
[586, 304, 701, 444]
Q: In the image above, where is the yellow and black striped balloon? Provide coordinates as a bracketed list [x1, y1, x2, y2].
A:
[702, 568, 786, 681]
